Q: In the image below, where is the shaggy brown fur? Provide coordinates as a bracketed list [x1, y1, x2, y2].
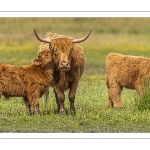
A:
[0, 50, 53, 115]
[106, 52, 150, 108]
[37, 32, 86, 115]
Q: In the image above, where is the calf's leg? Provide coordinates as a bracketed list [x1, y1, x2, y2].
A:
[107, 82, 123, 108]
[23, 97, 31, 115]
[28, 95, 40, 115]
[44, 89, 49, 109]
[33, 101, 40, 115]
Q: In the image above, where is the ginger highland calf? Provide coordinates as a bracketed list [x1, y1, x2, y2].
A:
[0, 50, 53, 115]
[106, 53, 150, 108]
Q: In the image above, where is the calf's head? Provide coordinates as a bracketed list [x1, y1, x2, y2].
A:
[33, 50, 52, 67]
[34, 27, 92, 71]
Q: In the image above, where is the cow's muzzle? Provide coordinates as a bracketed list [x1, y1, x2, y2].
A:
[59, 61, 70, 71]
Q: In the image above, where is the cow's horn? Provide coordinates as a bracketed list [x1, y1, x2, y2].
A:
[34, 28, 52, 43]
[72, 27, 92, 43]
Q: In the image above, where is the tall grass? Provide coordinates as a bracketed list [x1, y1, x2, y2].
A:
[135, 80, 150, 111]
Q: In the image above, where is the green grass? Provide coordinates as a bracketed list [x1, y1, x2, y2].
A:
[0, 76, 150, 133]
[134, 80, 150, 111]
[1, 18, 150, 132]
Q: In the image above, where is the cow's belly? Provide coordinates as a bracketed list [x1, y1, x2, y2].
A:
[3, 83, 25, 96]
[118, 77, 136, 89]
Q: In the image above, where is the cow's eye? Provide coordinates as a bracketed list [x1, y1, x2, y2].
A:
[44, 53, 48, 57]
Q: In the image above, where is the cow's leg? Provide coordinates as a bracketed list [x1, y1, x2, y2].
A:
[107, 92, 114, 107]
[54, 87, 65, 115]
[4, 95, 10, 100]
[136, 87, 143, 97]
[106, 78, 113, 107]
[107, 82, 123, 108]
[135, 80, 146, 97]
[28, 86, 41, 115]
[54, 89, 59, 110]
[27, 94, 40, 115]
[23, 97, 31, 115]
[33, 100, 40, 115]
[68, 89, 76, 115]
[0, 86, 4, 101]
[28, 99, 40, 115]
[68, 80, 79, 115]
[44, 89, 49, 109]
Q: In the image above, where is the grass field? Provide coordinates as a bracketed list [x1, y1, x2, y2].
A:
[1, 18, 150, 133]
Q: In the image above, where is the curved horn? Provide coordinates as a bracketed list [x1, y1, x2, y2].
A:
[34, 28, 52, 43]
[72, 27, 92, 43]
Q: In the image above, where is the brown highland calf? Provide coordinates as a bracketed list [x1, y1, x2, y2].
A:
[34, 27, 92, 115]
[106, 52, 150, 108]
[0, 50, 53, 115]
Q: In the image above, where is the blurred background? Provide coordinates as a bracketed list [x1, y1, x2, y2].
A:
[0, 17, 150, 75]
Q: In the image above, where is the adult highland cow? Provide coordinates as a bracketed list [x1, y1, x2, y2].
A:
[34, 27, 92, 115]
[106, 52, 150, 108]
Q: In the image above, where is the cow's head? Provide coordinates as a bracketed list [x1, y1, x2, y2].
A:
[34, 27, 92, 71]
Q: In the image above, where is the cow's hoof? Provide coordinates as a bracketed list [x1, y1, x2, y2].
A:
[59, 110, 65, 115]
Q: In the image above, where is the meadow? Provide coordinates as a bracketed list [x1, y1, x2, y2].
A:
[1, 18, 150, 133]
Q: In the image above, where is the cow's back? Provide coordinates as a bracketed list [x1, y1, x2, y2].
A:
[106, 53, 150, 89]
[73, 44, 85, 76]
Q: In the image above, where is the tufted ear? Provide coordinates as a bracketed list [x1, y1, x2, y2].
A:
[32, 58, 42, 66]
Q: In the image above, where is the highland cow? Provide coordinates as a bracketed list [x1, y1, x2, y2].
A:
[34, 27, 92, 115]
[0, 50, 53, 115]
[106, 52, 150, 108]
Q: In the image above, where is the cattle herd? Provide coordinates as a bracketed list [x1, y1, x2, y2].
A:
[0, 27, 150, 115]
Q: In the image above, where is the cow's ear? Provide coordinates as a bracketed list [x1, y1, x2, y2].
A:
[32, 59, 42, 66]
